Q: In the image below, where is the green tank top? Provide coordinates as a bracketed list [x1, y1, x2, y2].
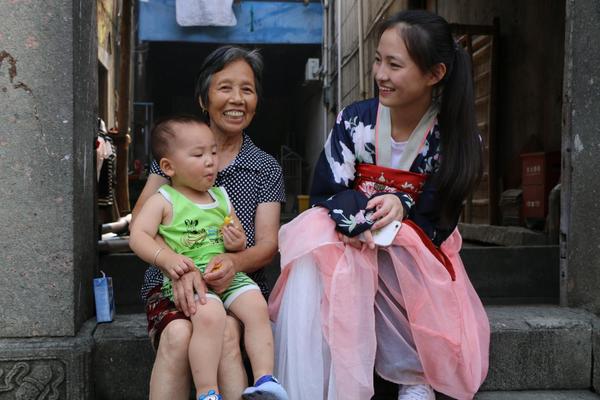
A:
[158, 185, 231, 266]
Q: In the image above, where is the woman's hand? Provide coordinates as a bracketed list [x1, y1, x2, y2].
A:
[367, 194, 405, 230]
[156, 249, 195, 281]
[172, 268, 208, 317]
[203, 253, 237, 294]
[337, 230, 375, 250]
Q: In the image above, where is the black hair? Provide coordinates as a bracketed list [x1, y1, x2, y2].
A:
[194, 45, 264, 121]
[378, 10, 483, 225]
[150, 114, 206, 161]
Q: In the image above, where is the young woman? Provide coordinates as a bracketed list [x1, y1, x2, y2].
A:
[269, 10, 490, 400]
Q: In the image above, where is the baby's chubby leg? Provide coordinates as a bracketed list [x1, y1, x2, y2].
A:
[227, 290, 273, 379]
[229, 290, 288, 400]
[189, 297, 227, 398]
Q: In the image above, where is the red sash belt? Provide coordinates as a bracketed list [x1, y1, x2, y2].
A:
[354, 163, 426, 201]
[354, 163, 456, 281]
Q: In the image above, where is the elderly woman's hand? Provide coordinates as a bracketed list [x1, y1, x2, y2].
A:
[367, 194, 405, 230]
[172, 268, 207, 317]
[203, 253, 237, 294]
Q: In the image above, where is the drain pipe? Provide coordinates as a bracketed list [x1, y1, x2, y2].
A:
[336, 0, 342, 109]
[322, 0, 330, 143]
[357, 0, 365, 99]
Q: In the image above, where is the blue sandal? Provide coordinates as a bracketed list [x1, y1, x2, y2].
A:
[242, 375, 288, 400]
[198, 389, 222, 400]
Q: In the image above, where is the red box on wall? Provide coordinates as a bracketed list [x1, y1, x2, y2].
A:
[520, 151, 560, 220]
[522, 185, 545, 218]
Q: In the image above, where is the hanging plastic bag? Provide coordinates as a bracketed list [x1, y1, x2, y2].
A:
[94, 271, 115, 323]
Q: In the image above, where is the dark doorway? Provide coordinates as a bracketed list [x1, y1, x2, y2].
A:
[140, 42, 321, 159]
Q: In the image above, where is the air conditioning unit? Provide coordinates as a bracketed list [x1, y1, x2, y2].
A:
[305, 58, 320, 81]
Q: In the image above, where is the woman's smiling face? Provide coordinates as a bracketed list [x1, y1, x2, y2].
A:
[205, 59, 258, 136]
[373, 27, 438, 110]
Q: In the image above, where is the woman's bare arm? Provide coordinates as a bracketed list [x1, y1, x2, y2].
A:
[203, 201, 280, 292]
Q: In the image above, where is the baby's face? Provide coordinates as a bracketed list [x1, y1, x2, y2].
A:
[169, 123, 218, 191]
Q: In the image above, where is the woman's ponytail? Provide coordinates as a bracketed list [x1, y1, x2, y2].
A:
[435, 45, 483, 225]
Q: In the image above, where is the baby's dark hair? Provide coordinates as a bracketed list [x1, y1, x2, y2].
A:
[151, 115, 206, 160]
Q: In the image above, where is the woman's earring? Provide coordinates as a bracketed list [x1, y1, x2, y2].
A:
[199, 102, 209, 119]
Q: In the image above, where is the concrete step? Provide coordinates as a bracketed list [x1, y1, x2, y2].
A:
[92, 314, 154, 400]
[91, 305, 598, 399]
[482, 306, 593, 390]
[99, 244, 559, 313]
[458, 223, 551, 246]
[460, 245, 558, 304]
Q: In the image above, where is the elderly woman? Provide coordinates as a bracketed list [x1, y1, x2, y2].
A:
[132, 46, 285, 400]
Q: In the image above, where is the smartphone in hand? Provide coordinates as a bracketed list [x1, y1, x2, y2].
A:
[360, 220, 402, 247]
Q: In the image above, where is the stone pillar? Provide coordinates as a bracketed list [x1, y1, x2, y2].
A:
[0, 1, 96, 398]
[561, 0, 600, 313]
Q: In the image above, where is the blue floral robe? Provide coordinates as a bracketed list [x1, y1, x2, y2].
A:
[311, 97, 457, 246]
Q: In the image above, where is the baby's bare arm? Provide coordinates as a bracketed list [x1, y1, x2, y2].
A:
[129, 194, 195, 280]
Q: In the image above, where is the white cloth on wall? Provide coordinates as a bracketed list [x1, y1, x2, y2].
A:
[175, 0, 237, 27]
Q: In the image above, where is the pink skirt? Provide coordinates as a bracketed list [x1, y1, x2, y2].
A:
[269, 207, 489, 400]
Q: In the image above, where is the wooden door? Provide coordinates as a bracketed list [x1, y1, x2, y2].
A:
[452, 19, 500, 225]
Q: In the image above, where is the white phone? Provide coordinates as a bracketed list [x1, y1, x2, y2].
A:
[360, 220, 402, 247]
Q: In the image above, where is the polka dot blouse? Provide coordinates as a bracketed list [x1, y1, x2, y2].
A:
[141, 134, 286, 301]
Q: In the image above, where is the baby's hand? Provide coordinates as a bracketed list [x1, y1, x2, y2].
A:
[222, 221, 246, 251]
[157, 250, 195, 280]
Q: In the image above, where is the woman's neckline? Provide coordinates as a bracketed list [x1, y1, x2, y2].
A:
[388, 96, 433, 141]
[391, 136, 408, 145]
[215, 131, 244, 171]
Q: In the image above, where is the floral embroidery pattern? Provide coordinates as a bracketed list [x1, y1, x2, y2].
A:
[344, 116, 375, 164]
[332, 209, 373, 233]
[324, 134, 356, 186]
[327, 109, 440, 181]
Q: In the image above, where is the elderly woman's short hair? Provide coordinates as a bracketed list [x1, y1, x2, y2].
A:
[194, 46, 264, 115]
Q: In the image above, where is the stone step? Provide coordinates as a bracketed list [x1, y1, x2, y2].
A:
[92, 315, 154, 400]
[91, 305, 598, 399]
[461, 246, 559, 305]
[99, 244, 559, 313]
[482, 306, 594, 391]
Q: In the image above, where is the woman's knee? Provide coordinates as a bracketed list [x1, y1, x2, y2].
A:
[159, 319, 192, 354]
[221, 316, 243, 357]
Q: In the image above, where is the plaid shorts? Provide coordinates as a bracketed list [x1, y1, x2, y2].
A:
[145, 285, 189, 349]
[145, 274, 259, 349]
